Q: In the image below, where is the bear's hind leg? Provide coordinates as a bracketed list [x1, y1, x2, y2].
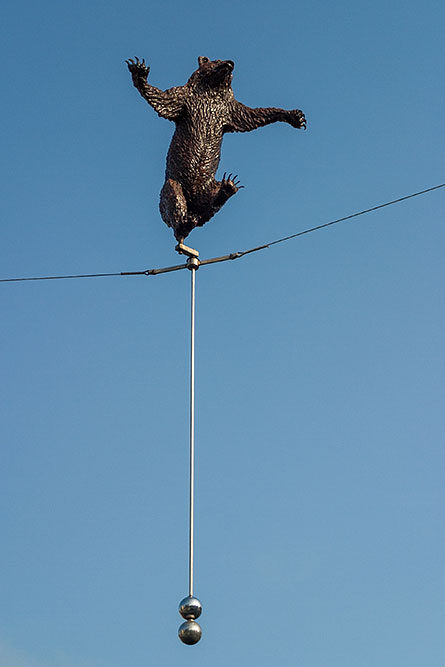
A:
[190, 175, 243, 230]
[159, 179, 190, 241]
[212, 173, 243, 211]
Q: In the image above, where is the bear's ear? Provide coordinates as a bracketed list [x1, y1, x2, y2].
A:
[198, 56, 210, 67]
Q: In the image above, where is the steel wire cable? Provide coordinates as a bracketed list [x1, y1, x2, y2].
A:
[1, 182, 444, 284]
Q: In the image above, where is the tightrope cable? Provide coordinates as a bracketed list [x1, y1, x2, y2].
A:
[0, 271, 126, 283]
[246, 182, 445, 254]
[1, 183, 444, 283]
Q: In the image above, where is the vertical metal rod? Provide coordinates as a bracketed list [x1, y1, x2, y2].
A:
[188, 265, 196, 597]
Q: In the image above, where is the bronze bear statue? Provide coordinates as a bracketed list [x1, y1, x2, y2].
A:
[126, 56, 306, 242]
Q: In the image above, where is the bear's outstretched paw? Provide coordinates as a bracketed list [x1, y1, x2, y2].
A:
[288, 109, 307, 129]
[126, 56, 150, 80]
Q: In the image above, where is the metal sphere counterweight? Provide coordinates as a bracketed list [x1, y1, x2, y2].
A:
[178, 620, 202, 645]
[178, 595, 202, 644]
[179, 595, 202, 620]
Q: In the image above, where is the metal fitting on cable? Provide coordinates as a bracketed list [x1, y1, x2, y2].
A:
[187, 256, 200, 271]
[175, 241, 200, 271]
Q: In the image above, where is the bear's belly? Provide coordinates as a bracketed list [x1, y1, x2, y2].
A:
[165, 122, 224, 193]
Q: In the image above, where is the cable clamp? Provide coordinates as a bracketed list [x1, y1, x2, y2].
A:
[175, 242, 200, 259]
[187, 256, 200, 271]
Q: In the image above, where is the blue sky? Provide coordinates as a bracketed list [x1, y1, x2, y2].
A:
[1, 0, 444, 665]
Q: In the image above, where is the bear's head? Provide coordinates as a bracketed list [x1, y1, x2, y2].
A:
[187, 56, 234, 92]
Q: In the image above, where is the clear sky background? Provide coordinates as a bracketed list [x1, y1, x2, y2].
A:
[1, 0, 444, 665]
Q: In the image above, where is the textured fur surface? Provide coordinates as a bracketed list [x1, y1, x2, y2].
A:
[126, 56, 306, 241]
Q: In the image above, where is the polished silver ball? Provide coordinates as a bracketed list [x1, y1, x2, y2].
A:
[178, 620, 202, 645]
[178, 595, 202, 620]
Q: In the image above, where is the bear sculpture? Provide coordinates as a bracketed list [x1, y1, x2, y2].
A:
[126, 56, 306, 242]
